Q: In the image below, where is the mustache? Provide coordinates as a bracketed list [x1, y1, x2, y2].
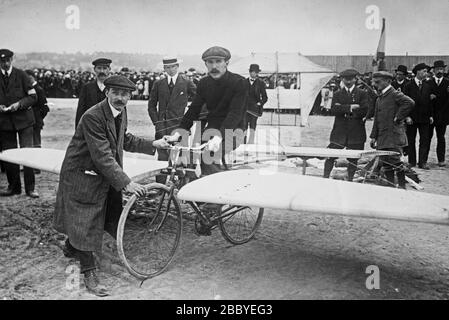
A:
[210, 69, 220, 74]
[98, 73, 107, 77]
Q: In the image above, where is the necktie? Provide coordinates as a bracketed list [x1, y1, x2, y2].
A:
[418, 81, 422, 91]
[169, 78, 174, 94]
[114, 113, 122, 138]
[3, 72, 9, 88]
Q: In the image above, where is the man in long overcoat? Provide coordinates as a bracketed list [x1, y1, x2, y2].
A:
[54, 75, 169, 296]
[370, 71, 415, 188]
[323, 69, 369, 181]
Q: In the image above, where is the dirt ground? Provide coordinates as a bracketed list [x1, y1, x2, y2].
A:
[1, 99, 449, 300]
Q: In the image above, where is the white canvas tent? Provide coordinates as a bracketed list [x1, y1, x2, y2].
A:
[229, 52, 336, 126]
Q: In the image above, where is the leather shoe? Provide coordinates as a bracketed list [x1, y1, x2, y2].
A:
[0, 188, 21, 196]
[84, 269, 110, 297]
[418, 163, 430, 170]
[438, 162, 446, 167]
[26, 190, 39, 198]
[62, 241, 78, 259]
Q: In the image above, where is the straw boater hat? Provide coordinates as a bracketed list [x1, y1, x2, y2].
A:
[162, 56, 182, 66]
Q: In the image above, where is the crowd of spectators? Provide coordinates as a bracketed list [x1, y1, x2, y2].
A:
[28, 67, 205, 100]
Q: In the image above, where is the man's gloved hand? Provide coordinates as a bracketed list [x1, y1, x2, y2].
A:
[7, 102, 20, 112]
[370, 138, 377, 149]
[349, 104, 360, 112]
[0, 105, 7, 113]
[207, 136, 222, 153]
[165, 132, 181, 143]
[152, 138, 171, 149]
[405, 117, 413, 125]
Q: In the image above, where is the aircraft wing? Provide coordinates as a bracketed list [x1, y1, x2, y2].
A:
[233, 144, 398, 158]
[177, 169, 449, 225]
[0, 148, 168, 181]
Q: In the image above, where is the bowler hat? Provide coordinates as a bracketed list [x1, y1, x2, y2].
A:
[104, 75, 136, 91]
[249, 64, 261, 73]
[339, 69, 359, 78]
[0, 49, 13, 60]
[202, 46, 231, 61]
[432, 60, 447, 68]
[412, 63, 430, 75]
[395, 65, 408, 74]
[92, 58, 112, 67]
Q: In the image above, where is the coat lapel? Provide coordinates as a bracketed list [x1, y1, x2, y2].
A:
[7, 68, 17, 91]
[102, 100, 118, 142]
[169, 76, 183, 104]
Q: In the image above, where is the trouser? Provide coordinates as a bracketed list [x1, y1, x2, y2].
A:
[429, 124, 447, 163]
[323, 142, 364, 181]
[33, 126, 42, 148]
[405, 123, 430, 166]
[65, 239, 96, 273]
[0, 127, 35, 193]
[379, 147, 406, 188]
[245, 113, 259, 144]
[0, 136, 4, 172]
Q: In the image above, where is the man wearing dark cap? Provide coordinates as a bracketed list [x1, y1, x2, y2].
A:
[392, 65, 410, 92]
[168, 46, 247, 164]
[370, 71, 415, 188]
[0, 49, 39, 198]
[428, 60, 449, 167]
[166, 46, 248, 225]
[148, 56, 196, 184]
[403, 63, 433, 169]
[245, 64, 267, 144]
[323, 69, 369, 181]
[54, 75, 170, 296]
[75, 58, 112, 127]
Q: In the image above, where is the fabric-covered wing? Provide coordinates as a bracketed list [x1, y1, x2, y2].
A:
[0, 148, 168, 181]
[177, 169, 449, 225]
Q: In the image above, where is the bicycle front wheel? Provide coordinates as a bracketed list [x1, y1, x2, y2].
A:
[117, 183, 182, 280]
[218, 205, 264, 245]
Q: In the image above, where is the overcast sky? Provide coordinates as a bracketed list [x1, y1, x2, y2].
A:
[1, 0, 448, 56]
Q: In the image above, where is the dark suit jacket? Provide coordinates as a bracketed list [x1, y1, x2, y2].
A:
[54, 99, 155, 251]
[0, 67, 37, 131]
[370, 87, 415, 149]
[247, 78, 268, 117]
[329, 86, 369, 146]
[403, 79, 433, 124]
[32, 83, 49, 129]
[75, 81, 106, 127]
[429, 77, 449, 125]
[148, 74, 196, 138]
[392, 79, 409, 92]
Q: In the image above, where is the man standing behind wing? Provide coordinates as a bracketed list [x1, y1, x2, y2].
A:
[54, 75, 169, 297]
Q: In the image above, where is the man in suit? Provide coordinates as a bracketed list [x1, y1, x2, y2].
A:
[403, 63, 433, 169]
[148, 56, 196, 184]
[392, 65, 410, 92]
[428, 60, 449, 167]
[75, 58, 112, 127]
[54, 75, 170, 296]
[323, 69, 369, 181]
[245, 64, 267, 144]
[0, 49, 38, 198]
[370, 71, 415, 188]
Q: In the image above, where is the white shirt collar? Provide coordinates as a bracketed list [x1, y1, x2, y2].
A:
[344, 84, 355, 93]
[381, 84, 392, 95]
[396, 79, 404, 84]
[1, 67, 12, 76]
[97, 80, 105, 92]
[167, 73, 178, 84]
[434, 75, 443, 84]
[108, 101, 121, 118]
[415, 77, 423, 86]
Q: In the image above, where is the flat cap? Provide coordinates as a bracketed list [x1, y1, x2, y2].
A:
[104, 75, 136, 91]
[92, 58, 112, 67]
[0, 49, 13, 60]
[339, 69, 359, 78]
[412, 63, 430, 74]
[202, 46, 231, 61]
[372, 71, 394, 79]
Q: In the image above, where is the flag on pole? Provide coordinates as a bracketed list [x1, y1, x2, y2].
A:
[372, 18, 386, 71]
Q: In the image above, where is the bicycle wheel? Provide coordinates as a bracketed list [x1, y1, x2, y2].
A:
[218, 205, 264, 245]
[117, 183, 182, 280]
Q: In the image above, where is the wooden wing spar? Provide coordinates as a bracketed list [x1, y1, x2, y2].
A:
[177, 169, 449, 225]
[0, 148, 168, 182]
